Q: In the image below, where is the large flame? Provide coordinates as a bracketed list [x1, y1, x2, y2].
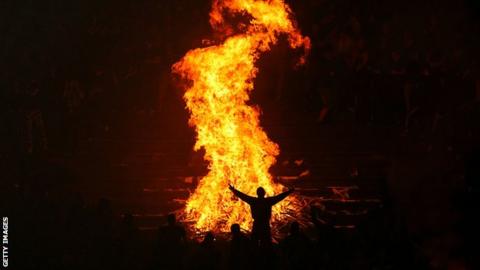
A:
[172, 0, 310, 233]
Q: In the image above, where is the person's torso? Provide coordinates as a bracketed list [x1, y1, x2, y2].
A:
[250, 199, 271, 223]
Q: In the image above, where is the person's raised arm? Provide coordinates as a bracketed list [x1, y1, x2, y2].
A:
[268, 187, 295, 205]
[229, 184, 255, 204]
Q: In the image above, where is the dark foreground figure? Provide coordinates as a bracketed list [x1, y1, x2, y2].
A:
[229, 185, 294, 246]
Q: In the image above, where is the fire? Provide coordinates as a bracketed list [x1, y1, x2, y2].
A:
[172, 0, 310, 233]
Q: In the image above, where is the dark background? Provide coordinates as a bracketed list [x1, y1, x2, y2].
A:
[1, 0, 480, 269]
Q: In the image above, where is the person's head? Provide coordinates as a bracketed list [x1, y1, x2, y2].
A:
[203, 231, 214, 245]
[290, 221, 300, 235]
[231, 223, 241, 235]
[256, 187, 266, 198]
[167, 213, 176, 226]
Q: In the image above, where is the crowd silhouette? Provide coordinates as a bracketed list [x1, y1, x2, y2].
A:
[2, 178, 438, 270]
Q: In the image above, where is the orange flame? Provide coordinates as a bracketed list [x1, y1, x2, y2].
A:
[172, 0, 310, 233]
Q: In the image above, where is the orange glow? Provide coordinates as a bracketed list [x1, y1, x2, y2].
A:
[172, 0, 310, 233]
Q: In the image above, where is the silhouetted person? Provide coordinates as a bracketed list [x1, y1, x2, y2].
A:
[156, 213, 186, 270]
[229, 224, 252, 270]
[228, 185, 294, 246]
[117, 213, 139, 270]
[310, 205, 336, 269]
[89, 198, 114, 269]
[193, 232, 220, 270]
[280, 222, 312, 270]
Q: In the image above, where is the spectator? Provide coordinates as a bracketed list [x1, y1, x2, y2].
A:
[229, 185, 295, 247]
[156, 213, 187, 270]
[280, 222, 312, 270]
[228, 223, 252, 270]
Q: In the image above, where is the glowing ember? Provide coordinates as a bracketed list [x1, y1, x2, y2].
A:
[172, 0, 310, 233]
